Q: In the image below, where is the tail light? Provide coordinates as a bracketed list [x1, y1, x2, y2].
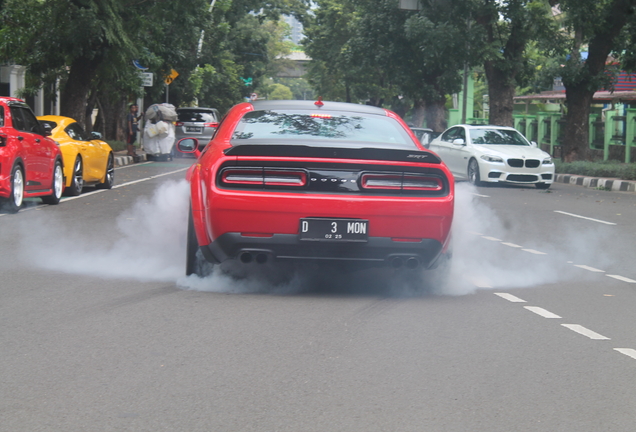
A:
[204, 122, 219, 128]
[220, 168, 307, 188]
[361, 172, 443, 192]
[175, 121, 184, 127]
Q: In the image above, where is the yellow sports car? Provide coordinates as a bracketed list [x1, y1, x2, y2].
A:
[37, 115, 114, 195]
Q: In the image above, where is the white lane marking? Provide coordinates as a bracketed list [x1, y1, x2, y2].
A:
[468, 231, 483, 236]
[501, 242, 522, 248]
[614, 348, 636, 360]
[495, 293, 526, 303]
[554, 210, 617, 226]
[0, 167, 188, 217]
[522, 249, 547, 255]
[482, 236, 502, 242]
[112, 168, 188, 189]
[606, 275, 636, 284]
[524, 306, 561, 318]
[574, 265, 605, 273]
[115, 161, 153, 170]
[472, 193, 490, 198]
[562, 324, 610, 340]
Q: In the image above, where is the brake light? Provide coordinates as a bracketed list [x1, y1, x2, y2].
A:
[360, 172, 443, 191]
[311, 114, 332, 119]
[204, 122, 219, 128]
[361, 173, 402, 189]
[175, 121, 184, 127]
[220, 168, 307, 187]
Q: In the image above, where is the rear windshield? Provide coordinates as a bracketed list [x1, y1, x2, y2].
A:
[177, 110, 217, 123]
[470, 129, 529, 146]
[231, 109, 416, 148]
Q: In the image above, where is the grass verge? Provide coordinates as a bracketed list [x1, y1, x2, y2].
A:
[554, 160, 636, 181]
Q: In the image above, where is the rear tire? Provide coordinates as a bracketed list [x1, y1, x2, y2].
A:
[96, 153, 114, 189]
[4, 164, 24, 213]
[65, 156, 83, 196]
[41, 160, 64, 205]
[186, 207, 213, 277]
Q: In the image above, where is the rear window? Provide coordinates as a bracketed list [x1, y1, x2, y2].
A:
[39, 120, 57, 130]
[231, 110, 415, 148]
[177, 110, 217, 123]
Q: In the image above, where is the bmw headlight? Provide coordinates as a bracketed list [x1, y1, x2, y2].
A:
[481, 154, 504, 163]
[542, 157, 552, 165]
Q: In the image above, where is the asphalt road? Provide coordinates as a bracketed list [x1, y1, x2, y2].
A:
[1, 160, 636, 432]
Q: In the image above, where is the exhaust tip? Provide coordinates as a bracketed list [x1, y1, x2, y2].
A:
[406, 257, 420, 269]
[255, 253, 268, 264]
[240, 252, 253, 264]
[391, 257, 404, 268]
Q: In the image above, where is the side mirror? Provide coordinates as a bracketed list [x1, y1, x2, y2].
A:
[90, 131, 103, 140]
[452, 138, 465, 146]
[177, 138, 201, 157]
[530, 141, 538, 148]
[39, 122, 52, 137]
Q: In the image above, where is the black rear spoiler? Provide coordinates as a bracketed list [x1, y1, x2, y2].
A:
[224, 145, 441, 164]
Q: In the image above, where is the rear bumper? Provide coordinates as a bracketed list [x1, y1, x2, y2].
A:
[200, 233, 444, 269]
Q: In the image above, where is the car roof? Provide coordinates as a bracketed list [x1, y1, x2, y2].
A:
[250, 100, 388, 116]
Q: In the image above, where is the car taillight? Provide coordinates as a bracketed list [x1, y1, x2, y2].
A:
[360, 172, 443, 191]
[204, 122, 219, 128]
[220, 168, 307, 187]
[175, 121, 184, 126]
[361, 173, 402, 190]
[264, 169, 307, 186]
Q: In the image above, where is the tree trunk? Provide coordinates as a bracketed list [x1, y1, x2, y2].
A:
[484, 61, 517, 127]
[563, 86, 593, 162]
[425, 97, 447, 132]
[60, 56, 102, 127]
[411, 99, 426, 127]
[100, 93, 127, 141]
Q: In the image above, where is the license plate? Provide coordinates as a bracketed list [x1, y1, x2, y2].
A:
[186, 126, 202, 133]
[299, 218, 368, 242]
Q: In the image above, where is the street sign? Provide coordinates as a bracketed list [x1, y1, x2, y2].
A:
[165, 69, 179, 85]
[133, 59, 149, 70]
[140, 72, 153, 87]
[250, 92, 258, 101]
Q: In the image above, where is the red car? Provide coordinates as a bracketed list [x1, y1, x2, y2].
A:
[178, 100, 454, 282]
[0, 97, 64, 213]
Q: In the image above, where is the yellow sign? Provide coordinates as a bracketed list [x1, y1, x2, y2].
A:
[165, 69, 179, 85]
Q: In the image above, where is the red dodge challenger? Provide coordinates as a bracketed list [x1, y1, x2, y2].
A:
[178, 100, 454, 283]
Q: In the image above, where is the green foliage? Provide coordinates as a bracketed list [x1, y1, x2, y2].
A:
[555, 160, 636, 180]
[268, 83, 293, 99]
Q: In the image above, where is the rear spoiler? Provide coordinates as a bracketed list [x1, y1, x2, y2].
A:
[224, 144, 441, 164]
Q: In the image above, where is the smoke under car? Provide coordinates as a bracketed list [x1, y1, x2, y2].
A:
[178, 100, 455, 285]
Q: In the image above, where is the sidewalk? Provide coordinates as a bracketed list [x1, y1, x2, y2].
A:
[554, 173, 636, 193]
[113, 150, 148, 167]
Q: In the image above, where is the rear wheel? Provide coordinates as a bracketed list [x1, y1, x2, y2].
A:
[467, 159, 483, 186]
[4, 164, 24, 213]
[65, 156, 83, 196]
[41, 160, 64, 205]
[96, 153, 114, 189]
[186, 207, 213, 277]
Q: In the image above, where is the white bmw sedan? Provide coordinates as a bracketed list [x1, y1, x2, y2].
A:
[429, 124, 555, 189]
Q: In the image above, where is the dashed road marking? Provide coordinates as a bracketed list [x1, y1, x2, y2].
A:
[472, 193, 490, 198]
[562, 324, 610, 340]
[501, 242, 523, 248]
[494, 293, 526, 303]
[522, 249, 547, 255]
[554, 210, 616, 226]
[574, 265, 605, 273]
[115, 162, 152, 170]
[482, 236, 502, 242]
[614, 348, 636, 360]
[524, 306, 561, 318]
[607, 275, 636, 284]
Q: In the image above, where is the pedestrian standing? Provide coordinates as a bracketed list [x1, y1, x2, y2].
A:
[127, 104, 143, 156]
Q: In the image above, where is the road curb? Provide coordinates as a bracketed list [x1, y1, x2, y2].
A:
[114, 153, 147, 167]
[554, 174, 636, 193]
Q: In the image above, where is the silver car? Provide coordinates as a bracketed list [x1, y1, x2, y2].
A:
[174, 107, 220, 150]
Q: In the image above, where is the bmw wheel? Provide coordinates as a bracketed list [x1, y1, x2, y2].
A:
[468, 159, 483, 186]
[5, 164, 24, 213]
[41, 160, 64, 205]
[65, 156, 83, 196]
